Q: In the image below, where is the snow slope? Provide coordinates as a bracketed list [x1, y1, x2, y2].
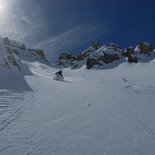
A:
[0, 60, 155, 155]
[0, 36, 49, 92]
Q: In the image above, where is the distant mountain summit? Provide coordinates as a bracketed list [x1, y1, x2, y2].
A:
[55, 41, 155, 69]
[0, 36, 154, 71]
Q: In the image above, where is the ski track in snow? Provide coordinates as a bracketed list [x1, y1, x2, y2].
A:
[0, 90, 34, 132]
[113, 96, 155, 136]
[0, 91, 22, 130]
[0, 62, 155, 155]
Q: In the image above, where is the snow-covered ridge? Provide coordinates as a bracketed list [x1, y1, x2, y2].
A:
[0, 36, 49, 92]
[0, 36, 48, 72]
[56, 41, 155, 69]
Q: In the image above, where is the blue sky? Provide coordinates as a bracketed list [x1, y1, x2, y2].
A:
[0, 0, 155, 59]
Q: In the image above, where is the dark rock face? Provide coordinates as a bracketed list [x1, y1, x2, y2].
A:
[86, 52, 120, 69]
[3, 37, 11, 45]
[86, 58, 99, 69]
[35, 49, 46, 59]
[27, 48, 48, 62]
[122, 47, 134, 57]
[56, 41, 155, 69]
[7, 55, 21, 71]
[99, 53, 119, 64]
[128, 56, 138, 63]
[59, 52, 76, 61]
[139, 42, 153, 55]
[122, 47, 138, 63]
[58, 52, 77, 67]
[76, 54, 84, 61]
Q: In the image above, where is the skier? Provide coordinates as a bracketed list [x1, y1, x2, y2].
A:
[54, 70, 64, 80]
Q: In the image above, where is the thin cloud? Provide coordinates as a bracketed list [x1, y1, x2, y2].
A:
[35, 22, 109, 61]
[0, 0, 109, 61]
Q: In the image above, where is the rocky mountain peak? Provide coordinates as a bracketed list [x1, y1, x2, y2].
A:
[56, 41, 155, 69]
[92, 40, 101, 50]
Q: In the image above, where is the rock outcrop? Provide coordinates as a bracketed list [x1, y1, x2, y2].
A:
[139, 42, 153, 55]
[122, 47, 138, 63]
[86, 58, 100, 69]
[55, 41, 155, 69]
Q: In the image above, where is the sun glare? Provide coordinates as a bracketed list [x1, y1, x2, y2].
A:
[0, 1, 6, 10]
[0, 0, 4, 11]
[0, 1, 10, 19]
